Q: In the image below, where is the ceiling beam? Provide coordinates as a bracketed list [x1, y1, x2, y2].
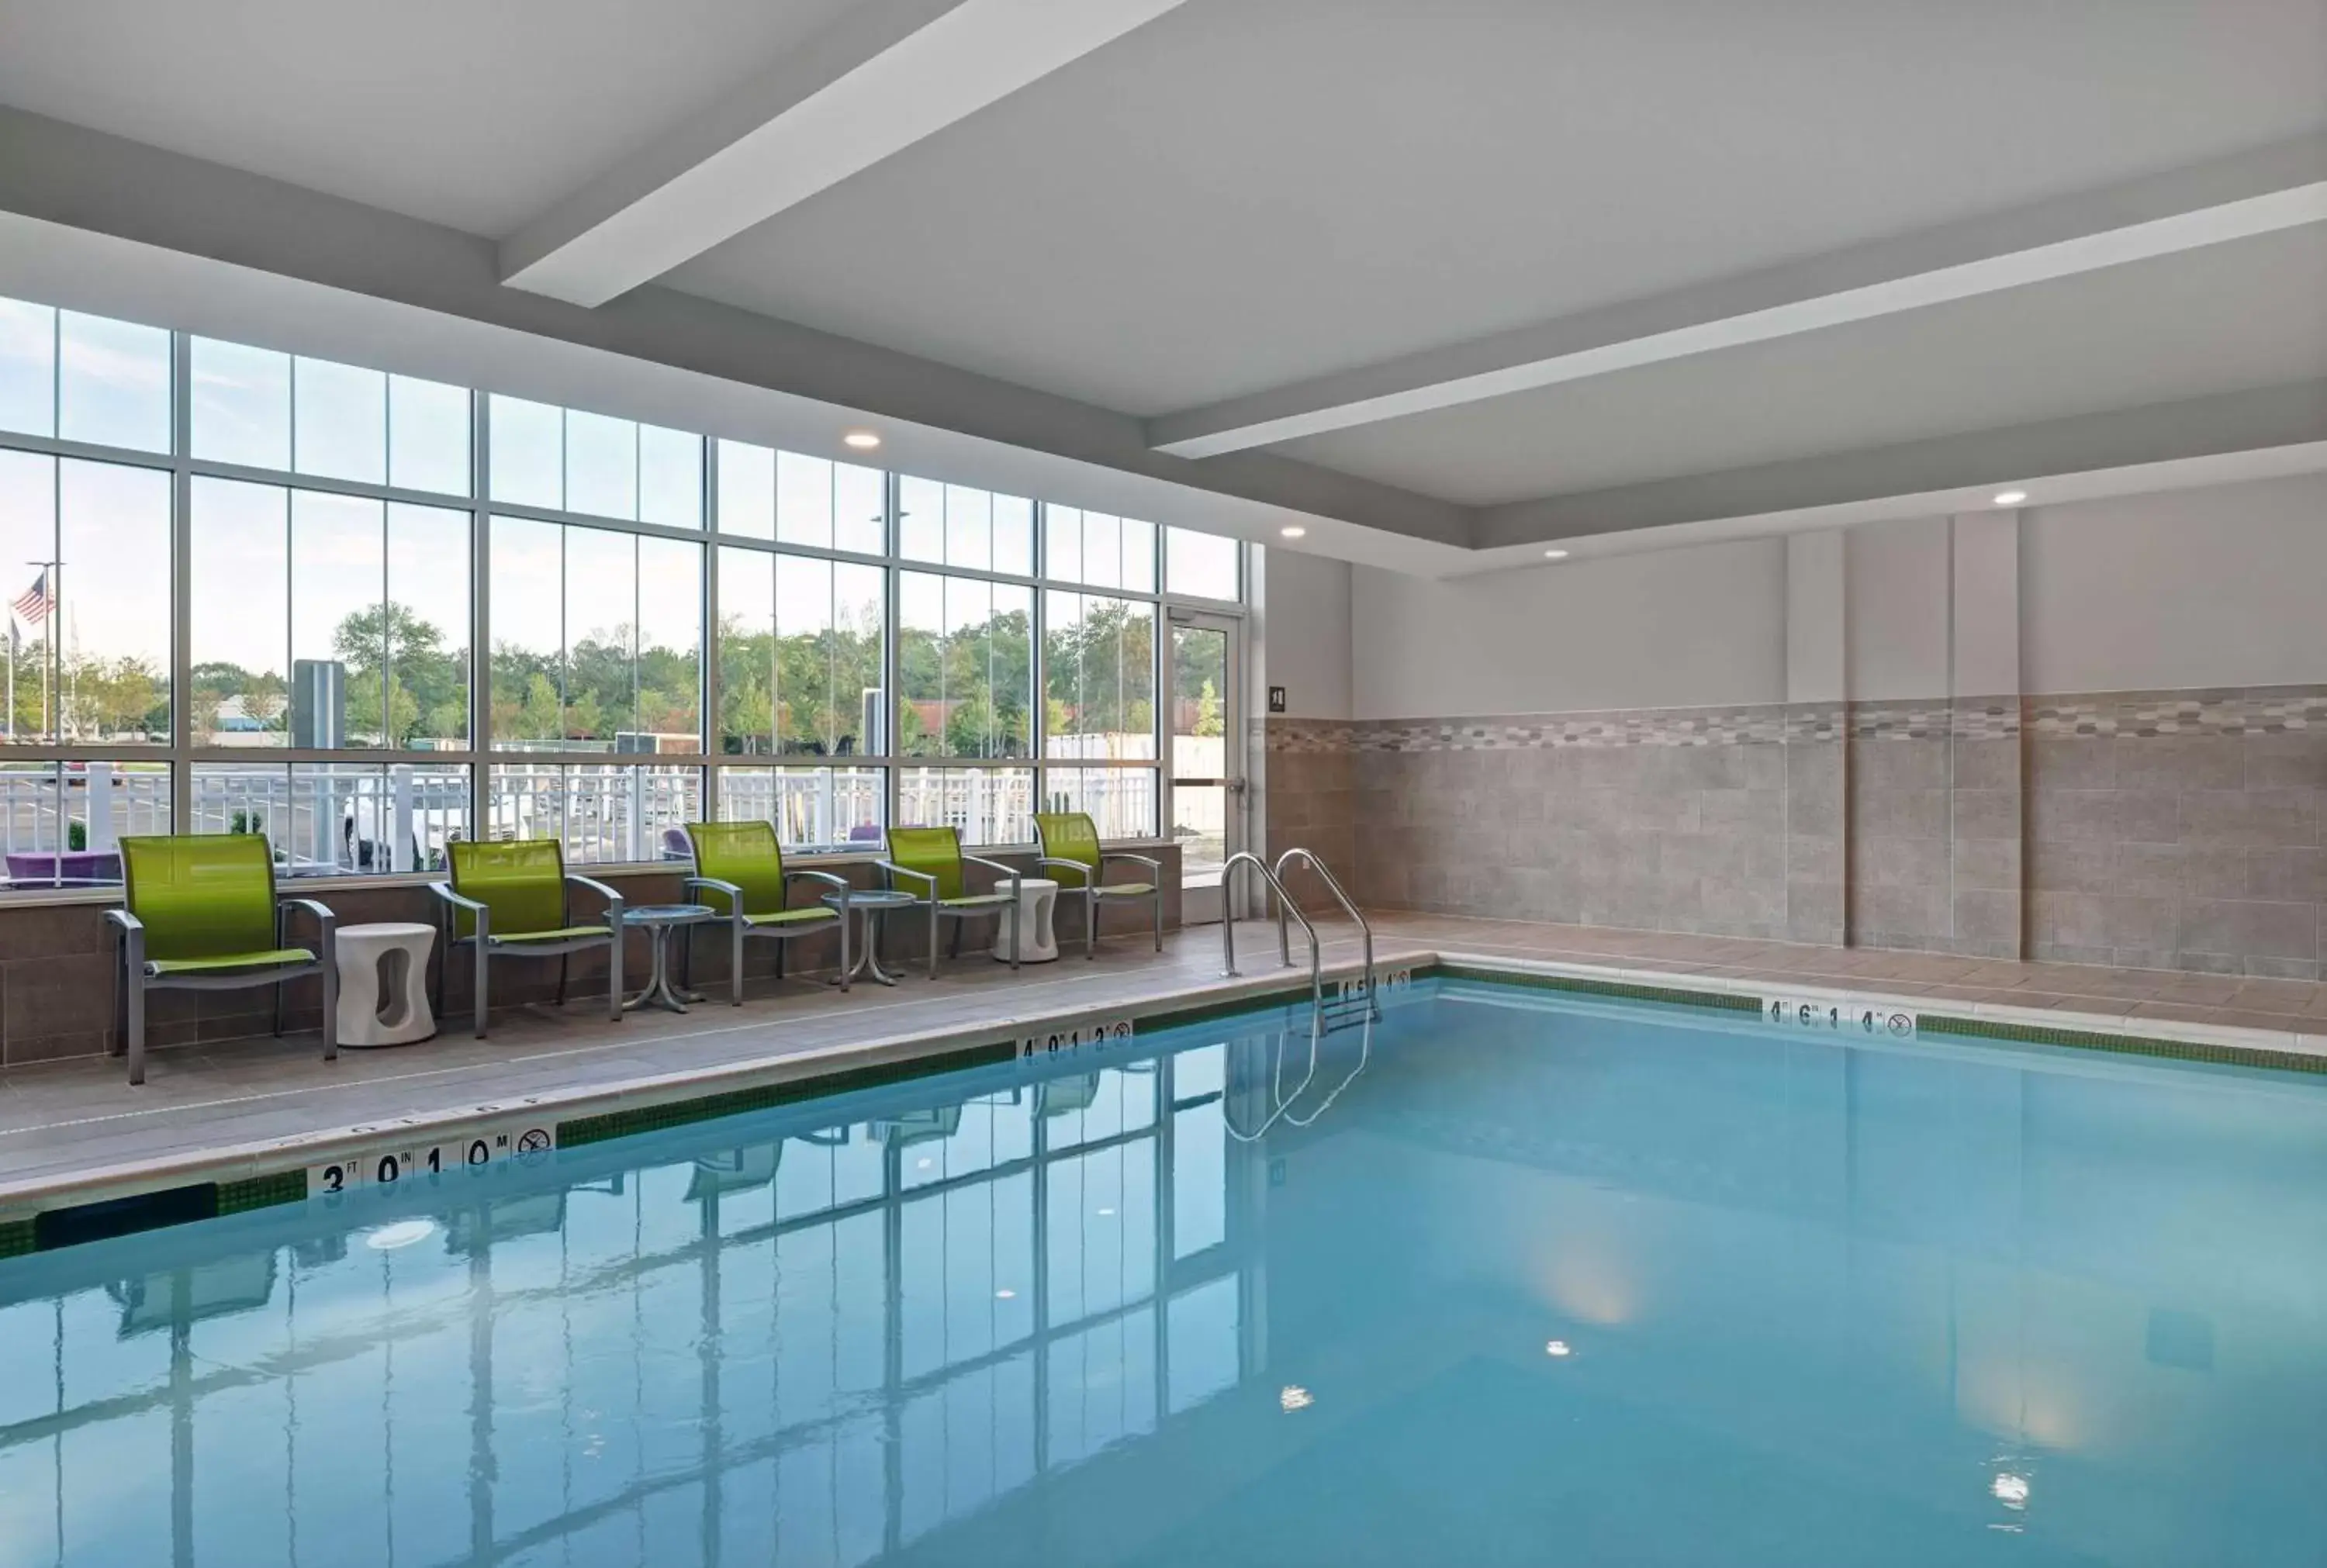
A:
[500, 0, 1191, 307]
[1468, 381, 2327, 551]
[1147, 137, 2327, 459]
[0, 105, 1467, 557]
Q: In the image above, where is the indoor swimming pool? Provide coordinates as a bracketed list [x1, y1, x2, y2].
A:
[2, 976, 2324, 1566]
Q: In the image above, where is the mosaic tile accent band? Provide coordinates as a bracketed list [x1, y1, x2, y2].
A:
[1270, 689, 2327, 754]
[1850, 698, 2020, 742]
[1266, 699, 2038, 753]
[2030, 686, 2327, 737]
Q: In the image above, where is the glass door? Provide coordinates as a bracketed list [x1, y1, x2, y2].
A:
[1168, 610, 1243, 924]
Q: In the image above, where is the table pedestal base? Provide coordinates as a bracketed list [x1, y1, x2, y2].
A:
[626, 923, 707, 1014]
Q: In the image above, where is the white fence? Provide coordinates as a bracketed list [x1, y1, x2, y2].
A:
[0, 760, 1167, 883]
[720, 769, 886, 850]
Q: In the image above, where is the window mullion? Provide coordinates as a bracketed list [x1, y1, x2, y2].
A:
[169, 330, 192, 832]
[701, 435, 721, 821]
[471, 389, 492, 851]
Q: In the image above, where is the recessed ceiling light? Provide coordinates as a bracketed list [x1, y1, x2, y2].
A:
[843, 430, 881, 451]
[1993, 489, 2028, 506]
[995, 1288, 1017, 1300]
[1544, 1339, 1573, 1358]
[1543, 548, 1570, 561]
[365, 1220, 437, 1252]
[1991, 1473, 2031, 1508]
[1280, 525, 1307, 539]
[1279, 1385, 1314, 1412]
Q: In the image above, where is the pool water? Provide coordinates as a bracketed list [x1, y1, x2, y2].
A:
[4, 977, 2326, 1566]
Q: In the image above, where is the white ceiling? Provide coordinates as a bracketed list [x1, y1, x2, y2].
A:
[1274, 223, 2327, 506]
[0, 0, 2322, 547]
[0, 0, 855, 235]
[668, 0, 2327, 414]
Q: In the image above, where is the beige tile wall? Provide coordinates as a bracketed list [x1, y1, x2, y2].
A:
[1281, 684, 2327, 979]
[1845, 700, 2023, 958]
[1281, 706, 1842, 943]
[2027, 690, 2327, 978]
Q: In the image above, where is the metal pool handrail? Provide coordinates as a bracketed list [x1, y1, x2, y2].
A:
[1219, 851, 1323, 1015]
[1274, 847, 1376, 1021]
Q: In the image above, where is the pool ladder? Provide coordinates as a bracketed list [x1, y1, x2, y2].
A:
[1219, 848, 1378, 1034]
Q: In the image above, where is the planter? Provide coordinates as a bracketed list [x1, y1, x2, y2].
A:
[6, 849, 123, 885]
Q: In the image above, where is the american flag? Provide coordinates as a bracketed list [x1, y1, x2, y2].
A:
[10, 570, 50, 627]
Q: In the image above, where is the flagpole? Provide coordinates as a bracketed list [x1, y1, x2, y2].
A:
[22, 559, 57, 741]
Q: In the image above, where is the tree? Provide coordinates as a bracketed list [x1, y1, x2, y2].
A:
[334, 603, 465, 748]
[1195, 678, 1222, 738]
[513, 672, 562, 743]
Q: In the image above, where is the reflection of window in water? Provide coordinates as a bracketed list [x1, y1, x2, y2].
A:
[446, 1190, 567, 1253]
[12, 1034, 1257, 1561]
[106, 1252, 279, 1334]
[685, 1142, 780, 1200]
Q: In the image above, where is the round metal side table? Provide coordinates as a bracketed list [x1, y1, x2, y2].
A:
[621, 903, 715, 1014]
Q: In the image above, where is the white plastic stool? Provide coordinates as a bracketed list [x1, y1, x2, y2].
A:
[995, 877, 1060, 964]
[336, 921, 437, 1047]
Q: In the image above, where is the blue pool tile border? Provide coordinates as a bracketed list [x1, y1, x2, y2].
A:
[1437, 959, 2327, 1074]
[0, 972, 1378, 1259]
[9, 956, 2325, 1262]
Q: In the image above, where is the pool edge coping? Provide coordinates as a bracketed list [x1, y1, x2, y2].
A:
[6, 946, 2325, 1258]
[0, 955, 1409, 1250]
[1432, 951, 2327, 1076]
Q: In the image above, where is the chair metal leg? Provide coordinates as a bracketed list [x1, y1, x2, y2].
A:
[731, 917, 746, 1007]
[928, 903, 939, 980]
[556, 955, 569, 1007]
[119, 926, 147, 1084]
[607, 932, 624, 1022]
[125, 963, 147, 1075]
[1153, 891, 1164, 952]
[320, 955, 339, 1064]
[1086, 889, 1099, 959]
[274, 977, 285, 1037]
[473, 942, 490, 1040]
[838, 906, 852, 993]
[949, 920, 963, 961]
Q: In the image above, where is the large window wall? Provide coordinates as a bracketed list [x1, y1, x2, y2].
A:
[0, 293, 1246, 889]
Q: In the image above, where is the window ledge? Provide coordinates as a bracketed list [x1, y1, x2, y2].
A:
[0, 840, 1184, 908]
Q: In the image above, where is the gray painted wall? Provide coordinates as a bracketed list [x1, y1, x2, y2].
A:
[1350, 537, 1790, 719]
[2023, 471, 2327, 693]
[1259, 550, 1354, 721]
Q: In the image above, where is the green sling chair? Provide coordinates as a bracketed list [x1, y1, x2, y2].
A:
[1035, 811, 1163, 958]
[107, 834, 338, 1086]
[427, 839, 624, 1039]
[680, 820, 852, 1003]
[881, 826, 1024, 978]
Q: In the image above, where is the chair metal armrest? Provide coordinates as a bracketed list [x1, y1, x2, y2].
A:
[1036, 856, 1093, 882]
[783, 869, 852, 895]
[565, 872, 625, 932]
[963, 855, 1025, 906]
[426, 881, 486, 915]
[427, 880, 489, 944]
[878, 862, 935, 900]
[104, 907, 145, 938]
[278, 896, 337, 955]
[684, 876, 744, 916]
[1101, 851, 1162, 876]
